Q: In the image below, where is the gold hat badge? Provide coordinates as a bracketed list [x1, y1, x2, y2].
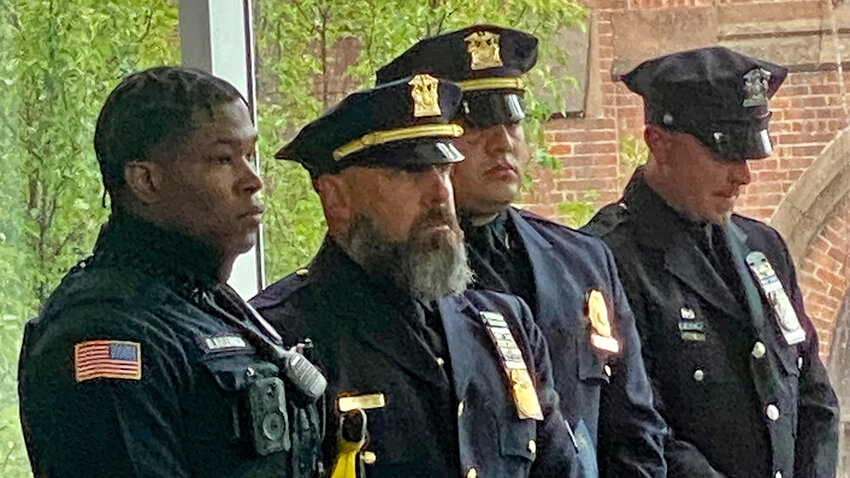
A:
[464, 30, 503, 71]
[409, 74, 442, 118]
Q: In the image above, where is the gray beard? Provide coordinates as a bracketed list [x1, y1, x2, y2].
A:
[347, 212, 473, 301]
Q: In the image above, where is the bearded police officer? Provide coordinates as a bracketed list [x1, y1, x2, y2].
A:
[18, 67, 325, 477]
[583, 47, 840, 478]
[376, 25, 668, 478]
[251, 76, 578, 477]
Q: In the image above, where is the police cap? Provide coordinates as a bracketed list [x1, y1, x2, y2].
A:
[622, 46, 787, 161]
[275, 75, 465, 177]
[376, 25, 538, 128]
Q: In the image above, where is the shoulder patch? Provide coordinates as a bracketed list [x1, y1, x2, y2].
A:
[75, 340, 142, 382]
[581, 203, 630, 238]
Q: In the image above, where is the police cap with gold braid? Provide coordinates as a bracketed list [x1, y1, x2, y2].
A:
[622, 47, 787, 161]
[275, 75, 465, 177]
[376, 25, 538, 128]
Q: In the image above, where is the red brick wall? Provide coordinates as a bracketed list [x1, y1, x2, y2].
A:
[523, 0, 850, 354]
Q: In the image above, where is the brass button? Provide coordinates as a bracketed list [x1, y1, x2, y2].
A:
[466, 467, 478, 478]
[751, 341, 766, 359]
[693, 369, 705, 382]
[766, 404, 780, 421]
[361, 451, 376, 465]
[527, 439, 537, 454]
[457, 400, 465, 417]
[436, 357, 445, 366]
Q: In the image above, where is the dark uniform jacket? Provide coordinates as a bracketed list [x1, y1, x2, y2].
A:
[583, 169, 839, 478]
[18, 213, 321, 478]
[250, 239, 578, 478]
[463, 208, 667, 478]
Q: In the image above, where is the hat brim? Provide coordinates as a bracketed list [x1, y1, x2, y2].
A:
[461, 92, 526, 128]
[695, 118, 774, 161]
[339, 138, 465, 171]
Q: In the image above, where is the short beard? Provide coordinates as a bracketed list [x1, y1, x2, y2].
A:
[347, 208, 473, 301]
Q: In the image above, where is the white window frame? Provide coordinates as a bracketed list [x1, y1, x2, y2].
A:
[179, 0, 265, 298]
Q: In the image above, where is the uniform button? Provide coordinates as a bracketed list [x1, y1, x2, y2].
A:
[693, 369, 705, 382]
[766, 404, 780, 421]
[457, 400, 465, 417]
[466, 467, 478, 478]
[603, 364, 612, 377]
[797, 357, 803, 370]
[527, 439, 537, 454]
[751, 341, 766, 359]
[775, 471, 782, 478]
[246, 367, 256, 378]
[361, 451, 376, 465]
[436, 357, 445, 366]
[296, 268, 309, 276]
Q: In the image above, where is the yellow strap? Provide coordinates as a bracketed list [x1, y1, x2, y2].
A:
[456, 76, 525, 92]
[333, 123, 464, 161]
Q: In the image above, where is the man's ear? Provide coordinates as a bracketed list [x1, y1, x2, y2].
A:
[644, 124, 672, 166]
[124, 160, 165, 204]
[314, 173, 353, 235]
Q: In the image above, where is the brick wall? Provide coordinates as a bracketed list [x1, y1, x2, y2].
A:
[522, 0, 850, 355]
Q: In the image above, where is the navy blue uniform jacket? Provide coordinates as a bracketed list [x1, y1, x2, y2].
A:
[584, 170, 839, 478]
[493, 208, 667, 478]
[251, 239, 578, 478]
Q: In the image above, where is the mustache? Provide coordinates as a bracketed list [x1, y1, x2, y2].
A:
[412, 206, 460, 232]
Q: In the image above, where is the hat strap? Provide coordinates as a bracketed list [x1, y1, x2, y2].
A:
[333, 123, 464, 160]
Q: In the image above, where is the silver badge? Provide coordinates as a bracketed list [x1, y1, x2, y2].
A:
[743, 68, 771, 107]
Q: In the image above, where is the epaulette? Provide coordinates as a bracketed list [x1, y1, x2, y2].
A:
[581, 202, 630, 238]
[250, 267, 312, 311]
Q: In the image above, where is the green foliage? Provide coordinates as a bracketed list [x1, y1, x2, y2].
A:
[557, 190, 599, 228]
[254, 0, 588, 280]
[619, 132, 649, 173]
[0, 1, 179, 476]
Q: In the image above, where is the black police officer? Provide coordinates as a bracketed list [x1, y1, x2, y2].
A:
[251, 76, 579, 477]
[18, 67, 325, 478]
[376, 25, 668, 478]
[584, 47, 840, 478]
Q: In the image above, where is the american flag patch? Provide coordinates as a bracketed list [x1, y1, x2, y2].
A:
[74, 340, 142, 382]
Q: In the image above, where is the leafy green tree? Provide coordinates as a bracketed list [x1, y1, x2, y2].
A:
[0, 1, 179, 475]
[254, 0, 587, 280]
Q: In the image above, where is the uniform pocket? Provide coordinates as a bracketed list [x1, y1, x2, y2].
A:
[202, 352, 280, 391]
[498, 416, 538, 462]
[577, 337, 610, 384]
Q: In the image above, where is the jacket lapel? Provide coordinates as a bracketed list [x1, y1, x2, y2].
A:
[507, 208, 561, 322]
[726, 223, 767, 330]
[440, 296, 480, 399]
[662, 229, 748, 321]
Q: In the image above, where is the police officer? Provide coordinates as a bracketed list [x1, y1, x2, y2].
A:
[18, 67, 325, 477]
[251, 76, 578, 477]
[376, 25, 667, 477]
[583, 47, 840, 478]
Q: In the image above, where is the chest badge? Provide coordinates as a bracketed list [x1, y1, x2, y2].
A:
[746, 251, 806, 345]
[480, 311, 543, 421]
[587, 289, 620, 353]
[678, 306, 706, 341]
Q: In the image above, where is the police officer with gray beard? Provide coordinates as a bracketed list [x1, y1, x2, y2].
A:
[584, 47, 840, 478]
[18, 67, 325, 477]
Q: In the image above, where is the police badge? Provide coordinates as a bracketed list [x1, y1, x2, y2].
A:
[408, 74, 442, 118]
[464, 30, 503, 70]
[742, 68, 771, 107]
[746, 251, 806, 345]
